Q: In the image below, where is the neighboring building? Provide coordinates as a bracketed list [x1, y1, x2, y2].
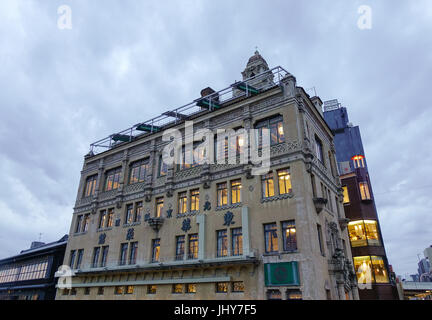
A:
[0, 235, 68, 300]
[56, 52, 359, 300]
[324, 101, 398, 300]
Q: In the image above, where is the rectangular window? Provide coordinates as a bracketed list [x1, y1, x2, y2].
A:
[76, 249, 84, 269]
[148, 285, 156, 294]
[342, 186, 350, 204]
[105, 167, 122, 191]
[262, 173, 275, 198]
[348, 220, 380, 247]
[129, 242, 138, 265]
[190, 189, 199, 212]
[101, 246, 109, 267]
[232, 281, 244, 292]
[152, 239, 160, 262]
[231, 180, 242, 204]
[125, 285, 134, 294]
[277, 169, 292, 195]
[97, 287, 104, 295]
[264, 223, 278, 253]
[256, 115, 285, 147]
[172, 284, 183, 294]
[175, 236, 185, 260]
[82, 214, 90, 232]
[359, 182, 371, 200]
[217, 182, 228, 207]
[317, 224, 324, 256]
[315, 136, 324, 163]
[129, 159, 149, 184]
[135, 202, 143, 222]
[159, 155, 167, 177]
[354, 256, 389, 284]
[114, 286, 124, 295]
[155, 197, 164, 217]
[84, 175, 97, 197]
[119, 243, 128, 266]
[231, 228, 243, 256]
[75, 215, 83, 233]
[216, 282, 228, 293]
[282, 221, 297, 252]
[178, 192, 187, 214]
[84, 288, 90, 295]
[216, 230, 228, 257]
[98, 210, 107, 229]
[186, 283, 196, 293]
[125, 204, 134, 225]
[69, 250, 76, 268]
[107, 208, 114, 227]
[188, 234, 198, 259]
[92, 247, 100, 268]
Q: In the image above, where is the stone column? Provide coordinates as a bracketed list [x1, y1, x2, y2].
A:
[337, 281, 346, 300]
[242, 206, 251, 257]
[196, 214, 206, 260]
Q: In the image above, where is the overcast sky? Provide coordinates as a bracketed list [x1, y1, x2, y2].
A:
[0, 0, 431, 277]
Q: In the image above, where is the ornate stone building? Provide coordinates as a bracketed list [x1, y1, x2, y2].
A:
[56, 52, 359, 300]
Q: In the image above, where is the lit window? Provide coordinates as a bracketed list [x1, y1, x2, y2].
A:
[84, 175, 97, 197]
[114, 286, 124, 295]
[342, 186, 350, 204]
[82, 214, 90, 232]
[231, 228, 243, 256]
[348, 220, 380, 247]
[352, 155, 365, 168]
[353, 256, 389, 284]
[188, 234, 198, 259]
[287, 290, 302, 300]
[359, 182, 371, 200]
[282, 221, 297, 252]
[262, 173, 275, 198]
[277, 169, 292, 195]
[125, 285, 134, 294]
[105, 167, 122, 191]
[129, 159, 149, 184]
[232, 281, 244, 292]
[190, 189, 199, 212]
[98, 210, 107, 229]
[155, 197, 164, 217]
[217, 182, 228, 206]
[178, 192, 187, 214]
[135, 202, 143, 222]
[216, 230, 228, 257]
[186, 283, 196, 293]
[231, 180, 242, 204]
[172, 284, 183, 294]
[148, 285, 156, 294]
[255, 115, 285, 147]
[107, 208, 114, 227]
[264, 223, 278, 253]
[216, 282, 228, 293]
[152, 239, 160, 262]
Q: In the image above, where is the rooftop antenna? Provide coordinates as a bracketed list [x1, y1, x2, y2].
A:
[38, 233, 43, 242]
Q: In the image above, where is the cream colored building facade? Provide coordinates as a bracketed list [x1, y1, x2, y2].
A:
[56, 52, 359, 300]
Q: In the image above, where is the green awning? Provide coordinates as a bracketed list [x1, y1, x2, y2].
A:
[264, 262, 300, 286]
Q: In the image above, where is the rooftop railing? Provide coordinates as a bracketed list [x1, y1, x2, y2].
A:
[89, 66, 290, 156]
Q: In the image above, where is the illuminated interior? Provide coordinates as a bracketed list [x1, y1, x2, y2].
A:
[353, 256, 389, 284]
[348, 220, 380, 247]
[342, 186, 350, 204]
[352, 155, 365, 168]
[359, 182, 371, 200]
[277, 169, 292, 194]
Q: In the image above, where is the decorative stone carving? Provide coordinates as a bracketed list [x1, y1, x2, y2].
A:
[98, 233, 106, 245]
[313, 197, 327, 214]
[203, 201, 211, 211]
[148, 217, 164, 232]
[166, 209, 173, 218]
[338, 218, 350, 231]
[126, 228, 134, 241]
[223, 211, 235, 226]
[181, 218, 191, 232]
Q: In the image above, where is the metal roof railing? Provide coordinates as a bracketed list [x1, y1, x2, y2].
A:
[89, 66, 290, 155]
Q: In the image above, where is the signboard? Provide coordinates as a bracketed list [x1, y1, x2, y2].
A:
[264, 262, 300, 286]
